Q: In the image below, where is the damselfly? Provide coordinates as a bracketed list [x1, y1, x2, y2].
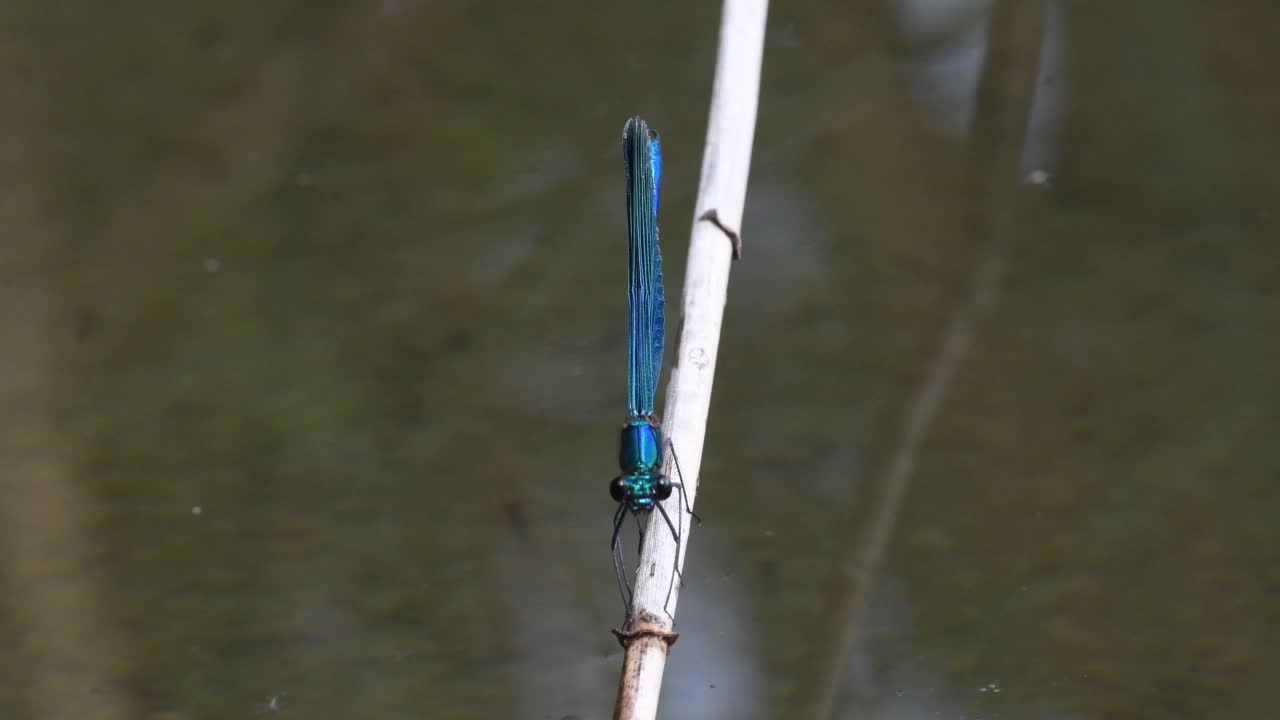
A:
[608, 116, 696, 614]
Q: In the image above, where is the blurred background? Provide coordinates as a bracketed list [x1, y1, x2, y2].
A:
[1, 1, 1277, 718]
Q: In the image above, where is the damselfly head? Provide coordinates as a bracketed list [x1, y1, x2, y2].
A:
[654, 475, 673, 501]
[609, 476, 629, 502]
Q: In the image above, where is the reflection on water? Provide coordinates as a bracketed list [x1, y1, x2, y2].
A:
[2, 0, 1278, 718]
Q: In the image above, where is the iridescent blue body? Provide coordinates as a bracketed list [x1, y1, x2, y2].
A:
[608, 117, 689, 611]
[615, 419, 666, 512]
[610, 116, 669, 514]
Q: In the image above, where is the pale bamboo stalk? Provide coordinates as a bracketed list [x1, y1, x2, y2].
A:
[611, 1, 769, 718]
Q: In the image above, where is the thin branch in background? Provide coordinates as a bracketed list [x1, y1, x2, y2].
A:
[805, 1, 1049, 717]
[611, 1, 769, 718]
[0, 150, 137, 720]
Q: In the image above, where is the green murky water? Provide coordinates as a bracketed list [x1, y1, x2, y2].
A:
[1, 1, 1277, 718]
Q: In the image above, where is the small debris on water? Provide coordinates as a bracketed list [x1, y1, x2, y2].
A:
[1022, 169, 1053, 188]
